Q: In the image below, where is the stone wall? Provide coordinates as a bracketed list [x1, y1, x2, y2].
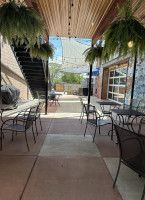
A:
[125, 58, 145, 106]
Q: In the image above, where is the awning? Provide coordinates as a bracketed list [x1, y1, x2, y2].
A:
[60, 37, 96, 74]
[87, 67, 99, 76]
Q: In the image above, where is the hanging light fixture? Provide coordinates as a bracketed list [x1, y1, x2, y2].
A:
[128, 41, 134, 48]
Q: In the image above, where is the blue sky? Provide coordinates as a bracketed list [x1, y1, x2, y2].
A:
[49, 36, 91, 64]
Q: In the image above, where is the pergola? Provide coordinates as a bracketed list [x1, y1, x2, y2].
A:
[1, 0, 145, 111]
[30, 0, 144, 105]
[29, 0, 128, 106]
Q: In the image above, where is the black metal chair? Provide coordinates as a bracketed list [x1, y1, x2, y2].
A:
[84, 104, 113, 141]
[49, 93, 60, 106]
[16, 101, 44, 136]
[1, 106, 37, 151]
[79, 97, 95, 123]
[114, 125, 145, 200]
[35, 101, 44, 134]
[100, 104, 112, 116]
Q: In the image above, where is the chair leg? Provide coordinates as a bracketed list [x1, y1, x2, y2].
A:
[24, 131, 29, 151]
[138, 122, 142, 134]
[79, 109, 83, 121]
[141, 184, 145, 200]
[32, 124, 36, 143]
[84, 122, 88, 137]
[12, 131, 14, 141]
[111, 123, 113, 140]
[93, 126, 97, 142]
[35, 120, 39, 136]
[99, 126, 100, 134]
[81, 112, 84, 124]
[39, 118, 42, 131]
[1, 130, 3, 151]
[113, 158, 121, 188]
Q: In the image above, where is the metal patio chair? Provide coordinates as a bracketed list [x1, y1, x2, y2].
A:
[17, 101, 44, 136]
[84, 104, 113, 141]
[1, 106, 37, 151]
[79, 97, 94, 123]
[114, 125, 145, 200]
[49, 93, 60, 106]
[35, 101, 44, 134]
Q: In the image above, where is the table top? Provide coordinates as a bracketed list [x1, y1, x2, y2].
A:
[97, 101, 121, 106]
[111, 109, 145, 116]
[0, 104, 12, 110]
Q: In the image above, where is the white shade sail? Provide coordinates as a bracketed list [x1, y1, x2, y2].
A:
[60, 37, 96, 74]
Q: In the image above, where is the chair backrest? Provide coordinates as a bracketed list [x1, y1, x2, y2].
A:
[79, 97, 84, 107]
[114, 124, 145, 161]
[84, 104, 100, 121]
[36, 101, 44, 115]
[25, 106, 37, 130]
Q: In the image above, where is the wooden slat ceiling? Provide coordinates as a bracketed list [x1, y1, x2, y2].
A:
[36, 0, 145, 40]
[36, 0, 115, 39]
[0, 0, 144, 40]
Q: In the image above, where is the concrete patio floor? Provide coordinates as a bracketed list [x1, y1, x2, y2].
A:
[0, 95, 144, 200]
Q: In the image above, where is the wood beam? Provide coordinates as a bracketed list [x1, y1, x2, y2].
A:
[92, 0, 126, 42]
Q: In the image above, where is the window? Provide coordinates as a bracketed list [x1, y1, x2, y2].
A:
[108, 66, 127, 103]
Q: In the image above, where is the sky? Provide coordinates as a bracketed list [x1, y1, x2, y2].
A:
[49, 36, 91, 65]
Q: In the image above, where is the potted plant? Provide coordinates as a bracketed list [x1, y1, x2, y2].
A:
[67, 88, 71, 95]
[0, 0, 45, 45]
[102, 0, 145, 60]
[83, 41, 103, 64]
[102, 0, 145, 107]
[29, 42, 54, 60]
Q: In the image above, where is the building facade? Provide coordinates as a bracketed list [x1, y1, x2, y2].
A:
[1, 39, 32, 100]
[96, 55, 145, 107]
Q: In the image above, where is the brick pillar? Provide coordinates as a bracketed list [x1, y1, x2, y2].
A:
[101, 68, 109, 99]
